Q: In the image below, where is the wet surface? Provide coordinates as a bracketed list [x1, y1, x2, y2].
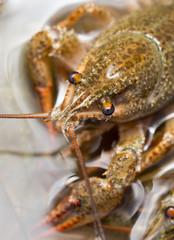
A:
[0, 0, 174, 240]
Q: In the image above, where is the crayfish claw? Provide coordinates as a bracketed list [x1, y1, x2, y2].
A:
[34, 177, 125, 238]
[33, 195, 81, 231]
[37, 216, 84, 238]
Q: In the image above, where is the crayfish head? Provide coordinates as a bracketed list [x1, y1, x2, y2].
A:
[47, 31, 163, 131]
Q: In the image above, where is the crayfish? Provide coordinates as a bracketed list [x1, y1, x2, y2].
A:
[1, 1, 174, 239]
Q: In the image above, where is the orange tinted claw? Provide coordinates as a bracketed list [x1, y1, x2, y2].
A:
[37, 216, 84, 239]
[35, 86, 53, 112]
[34, 177, 125, 238]
[45, 121, 55, 143]
[35, 86, 55, 141]
[33, 196, 81, 231]
[34, 187, 86, 239]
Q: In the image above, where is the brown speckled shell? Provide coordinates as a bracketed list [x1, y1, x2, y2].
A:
[75, 4, 174, 122]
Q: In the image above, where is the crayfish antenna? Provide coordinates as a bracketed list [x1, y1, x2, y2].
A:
[0, 113, 49, 119]
[68, 124, 106, 240]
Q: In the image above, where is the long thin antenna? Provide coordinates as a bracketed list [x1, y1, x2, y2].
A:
[68, 124, 106, 240]
[0, 113, 49, 119]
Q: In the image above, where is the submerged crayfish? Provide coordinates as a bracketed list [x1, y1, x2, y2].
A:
[1, 1, 174, 239]
[131, 172, 174, 240]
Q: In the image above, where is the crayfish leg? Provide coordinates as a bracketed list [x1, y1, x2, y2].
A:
[142, 117, 174, 170]
[105, 121, 148, 188]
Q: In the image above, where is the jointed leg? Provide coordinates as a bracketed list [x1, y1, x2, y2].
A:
[141, 117, 174, 171]
[28, 3, 113, 122]
[62, 121, 114, 158]
[56, 3, 111, 29]
[105, 121, 147, 188]
[35, 121, 147, 235]
[28, 29, 83, 112]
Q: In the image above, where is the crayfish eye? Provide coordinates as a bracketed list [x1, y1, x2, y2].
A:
[165, 206, 174, 219]
[68, 71, 81, 85]
[102, 103, 115, 116]
[100, 97, 115, 116]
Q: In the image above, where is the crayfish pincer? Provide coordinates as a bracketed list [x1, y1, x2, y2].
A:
[1, 2, 174, 239]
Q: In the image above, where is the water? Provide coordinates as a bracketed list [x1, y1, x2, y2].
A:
[0, 0, 174, 240]
[0, 1, 80, 240]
